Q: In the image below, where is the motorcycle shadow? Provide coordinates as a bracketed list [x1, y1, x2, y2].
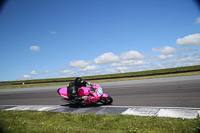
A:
[60, 103, 107, 108]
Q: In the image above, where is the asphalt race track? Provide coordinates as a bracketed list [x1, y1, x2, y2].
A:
[0, 75, 200, 108]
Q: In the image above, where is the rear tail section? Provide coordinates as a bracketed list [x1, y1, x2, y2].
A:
[57, 88, 69, 99]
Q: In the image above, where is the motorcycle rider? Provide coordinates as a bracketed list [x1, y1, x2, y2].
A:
[67, 77, 91, 105]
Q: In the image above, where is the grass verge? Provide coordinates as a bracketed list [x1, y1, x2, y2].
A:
[0, 110, 200, 133]
[0, 71, 200, 89]
[1, 65, 200, 85]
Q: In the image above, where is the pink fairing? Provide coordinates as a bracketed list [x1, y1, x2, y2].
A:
[78, 87, 90, 97]
[57, 88, 68, 99]
[101, 93, 108, 98]
[78, 86, 97, 104]
[78, 84, 108, 105]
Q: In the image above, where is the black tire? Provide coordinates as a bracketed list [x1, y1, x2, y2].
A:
[100, 95, 113, 105]
[79, 100, 86, 107]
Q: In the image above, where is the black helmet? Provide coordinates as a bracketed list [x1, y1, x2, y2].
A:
[75, 77, 87, 87]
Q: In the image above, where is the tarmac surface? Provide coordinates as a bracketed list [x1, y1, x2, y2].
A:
[0, 75, 200, 119]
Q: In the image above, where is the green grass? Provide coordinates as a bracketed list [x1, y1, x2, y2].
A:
[0, 110, 200, 133]
[1, 70, 200, 89]
[1, 65, 200, 85]
[0, 65, 200, 89]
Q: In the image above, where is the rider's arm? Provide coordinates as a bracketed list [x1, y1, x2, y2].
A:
[86, 82, 91, 86]
[86, 82, 97, 91]
[67, 81, 75, 87]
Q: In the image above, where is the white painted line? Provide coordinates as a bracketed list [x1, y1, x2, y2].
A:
[2, 105, 200, 119]
[5, 105, 60, 111]
[157, 109, 198, 119]
[37, 106, 60, 111]
[121, 107, 159, 116]
[37, 107, 51, 111]
[6, 106, 29, 111]
[102, 106, 200, 110]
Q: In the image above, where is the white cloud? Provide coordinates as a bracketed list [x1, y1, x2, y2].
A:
[79, 65, 102, 71]
[110, 60, 148, 67]
[94, 52, 120, 64]
[176, 33, 200, 46]
[152, 46, 175, 55]
[148, 63, 173, 70]
[69, 60, 91, 69]
[43, 70, 51, 74]
[158, 54, 173, 60]
[29, 70, 51, 76]
[18, 75, 32, 80]
[120, 50, 145, 60]
[105, 69, 118, 74]
[122, 60, 147, 66]
[51, 31, 57, 34]
[193, 53, 200, 63]
[169, 56, 194, 64]
[116, 66, 128, 71]
[176, 48, 198, 53]
[30, 70, 38, 75]
[177, 56, 194, 63]
[30, 46, 40, 52]
[195, 17, 200, 24]
[193, 53, 200, 59]
[150, 54, 173, 62]
[59, 69, 75, 74]
[110, 62, 123, 67]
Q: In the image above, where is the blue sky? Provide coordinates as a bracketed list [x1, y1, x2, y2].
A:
[0, 0, 200, 81]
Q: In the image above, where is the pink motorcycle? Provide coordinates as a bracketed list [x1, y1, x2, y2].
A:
[57, 83, 113, 106]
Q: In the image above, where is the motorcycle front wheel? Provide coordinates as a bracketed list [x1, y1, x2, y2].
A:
[100, 95, 113, 105]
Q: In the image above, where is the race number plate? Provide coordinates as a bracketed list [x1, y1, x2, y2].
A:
[97, 87, 103, 97]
